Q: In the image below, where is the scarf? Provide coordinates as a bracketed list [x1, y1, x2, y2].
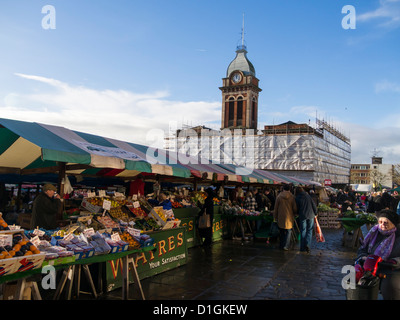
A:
[362, 224, 397, 261]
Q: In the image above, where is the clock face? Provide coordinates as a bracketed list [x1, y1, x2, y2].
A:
[232, 72, 242, 84]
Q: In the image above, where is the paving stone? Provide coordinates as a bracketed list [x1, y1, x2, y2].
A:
[101, 228, 357, 300]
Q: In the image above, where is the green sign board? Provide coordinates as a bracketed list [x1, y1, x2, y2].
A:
[105, 227, 188, 292]
[105, 206, 228, 292]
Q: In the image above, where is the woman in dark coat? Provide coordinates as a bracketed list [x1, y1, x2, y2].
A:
[357, 209, 400, 299]
[198, 188, 214, 247]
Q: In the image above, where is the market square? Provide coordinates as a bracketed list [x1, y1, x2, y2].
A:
[0, 1, 400, 306]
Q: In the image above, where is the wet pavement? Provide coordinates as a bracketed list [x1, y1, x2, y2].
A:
[103, 228, 359, 300]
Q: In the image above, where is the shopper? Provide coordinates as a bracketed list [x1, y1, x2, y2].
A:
[30, 183, 61, 230]
[295, 186, 317, 253]
[244, 191, 257, 212]
[337, 186, 356, 213]
[273, 184, 297, 250]
[264, 188, 275, 210]
[198, 187, 215, 247]
[253, 189, 264, 212]
[381, 189, 393, 210]
[357, 209, 400, 300]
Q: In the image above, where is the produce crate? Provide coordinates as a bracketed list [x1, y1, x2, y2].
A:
[148, 207, 167, 227]
[14, 253, 46, 273]
[0, 257, 19, 277]
[0, 229, 46, 274]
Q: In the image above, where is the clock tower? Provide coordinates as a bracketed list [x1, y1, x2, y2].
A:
[220, 40, 261, 130]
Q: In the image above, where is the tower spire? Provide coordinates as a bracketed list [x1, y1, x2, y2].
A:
[237, 13, 246, 51]
[241, 13, 245, 48]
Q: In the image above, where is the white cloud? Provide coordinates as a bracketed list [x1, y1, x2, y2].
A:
[358, 0, 400, 27]
[375, 79, 400, 93]
[336, 121, 400, 164]
[1, 74, 220, 148]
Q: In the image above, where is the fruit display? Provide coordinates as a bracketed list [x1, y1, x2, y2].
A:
[0, 214, 10, 231]
[145, 217, 161, 230]
[109, 206, 135, 223]
[153, 207, 167, 222]
[171, 201, 183, 208]
[0, 232, 41, 260]
[128, 206, 147, 218]
[96, 215, 120, 229]
[119, 231, 141, 250]
[213, 197, 221, 205]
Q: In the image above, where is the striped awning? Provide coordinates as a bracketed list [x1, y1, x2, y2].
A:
[0, 118, 191, 178]
[1, 118, 316, 186]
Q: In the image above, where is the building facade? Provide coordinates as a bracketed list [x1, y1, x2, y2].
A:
[350, 157, 394, 190]
[165, 41, 352, 185]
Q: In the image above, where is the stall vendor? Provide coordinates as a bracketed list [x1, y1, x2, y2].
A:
[30, 183, 62, 230]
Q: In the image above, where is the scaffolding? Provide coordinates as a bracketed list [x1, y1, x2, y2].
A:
[164, 118, 351, 184]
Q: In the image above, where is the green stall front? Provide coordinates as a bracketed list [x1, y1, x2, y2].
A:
[105, 206, 227, 291]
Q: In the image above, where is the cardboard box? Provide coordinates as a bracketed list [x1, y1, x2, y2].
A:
[0, 257, 19, 277]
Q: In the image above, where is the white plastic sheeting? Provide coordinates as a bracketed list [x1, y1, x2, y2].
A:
[166, 128, 351, 185]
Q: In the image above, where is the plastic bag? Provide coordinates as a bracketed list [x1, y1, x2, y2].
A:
[314, 216, 325, 242]
[198, 211, 211, 229]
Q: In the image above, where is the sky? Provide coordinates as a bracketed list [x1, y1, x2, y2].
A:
[0, 0, 399, 164]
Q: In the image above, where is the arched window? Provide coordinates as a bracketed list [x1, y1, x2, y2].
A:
[228, 97, 235, 126]
[237, 97, 243, 126]
[252, 98, 257, 122]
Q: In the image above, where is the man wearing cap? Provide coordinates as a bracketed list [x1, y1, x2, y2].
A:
[30, 184, 61, 230]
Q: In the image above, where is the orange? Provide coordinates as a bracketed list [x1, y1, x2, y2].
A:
[0, 253, 4, 259]
[33, 250, 40, 254]
[29, 245, 37, 252]
[13, 244, 21, 251]
[24, 251, 32, 256]
[8, 250, 15, 257]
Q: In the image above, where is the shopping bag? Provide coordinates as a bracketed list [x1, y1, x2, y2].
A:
[314, 216, 325, 242]
[268, 221, 280, 238]
[198, 210, 211, 229]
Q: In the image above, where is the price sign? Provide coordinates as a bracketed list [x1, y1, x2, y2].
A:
[111, 233, 121, 241]
[103, 199, 111, 211]
[0, 234, 12, 247]
[33, 228, 45, 237]
[98, 190, 106, 197]
[30, 235, 41, 246]
[87, 191, 96, 198]
[127, 227, 141, 238]
[133, 201, 140, 208]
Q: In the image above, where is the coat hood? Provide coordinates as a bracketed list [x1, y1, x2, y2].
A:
[279, 190, 293, 200]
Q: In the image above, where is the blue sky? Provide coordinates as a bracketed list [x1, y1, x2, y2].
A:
[0, 0, 399, 164]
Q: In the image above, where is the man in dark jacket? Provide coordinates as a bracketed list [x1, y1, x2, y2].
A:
[31, 184, 61, 230]
[337, 186, 356, 213]
[295, 186, 317, 253]
[198, 187, 215, 247]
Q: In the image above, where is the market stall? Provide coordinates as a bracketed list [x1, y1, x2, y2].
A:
[1, 117, 310, 299]
[339, 210, 377, 249]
